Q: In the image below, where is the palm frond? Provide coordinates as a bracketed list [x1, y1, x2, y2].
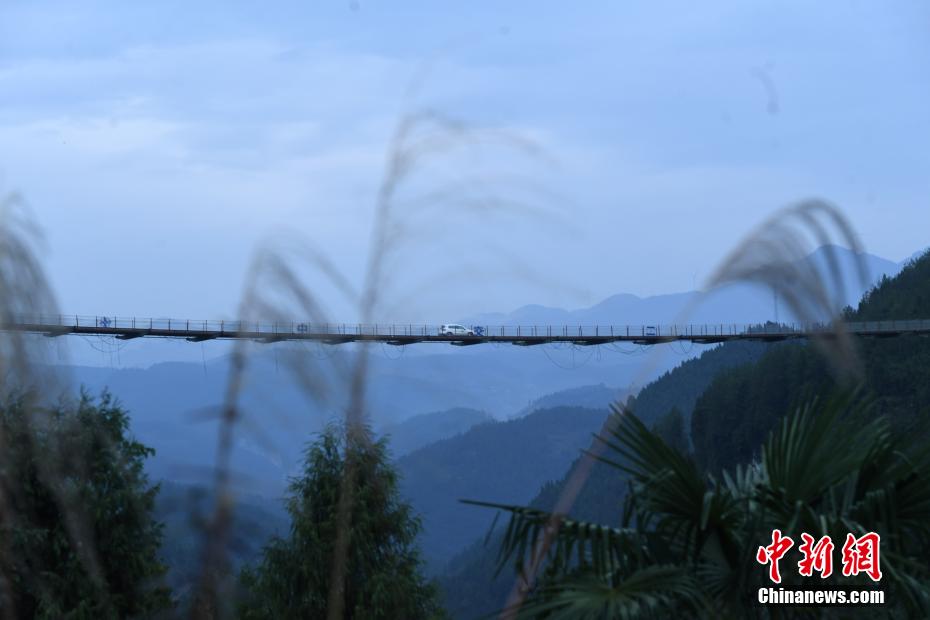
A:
[477, 389, 930, 619]
[459, 500, 644, 579]
[762, 394, 873, 498]
[594, 405, 741, 558]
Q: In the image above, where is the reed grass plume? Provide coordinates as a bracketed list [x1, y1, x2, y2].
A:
[191, 110, 555, 618]
[0, 193, 106, 618]
[705, 198, 869, 379]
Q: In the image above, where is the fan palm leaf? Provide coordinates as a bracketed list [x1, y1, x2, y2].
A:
[470, 390, 930, 618]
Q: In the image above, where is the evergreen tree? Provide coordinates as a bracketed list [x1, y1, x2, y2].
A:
[0, 390, 172, 618]
[239, 425, 443, 619]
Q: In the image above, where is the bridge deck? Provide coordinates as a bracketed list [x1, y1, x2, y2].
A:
[3, 315, 930, 346]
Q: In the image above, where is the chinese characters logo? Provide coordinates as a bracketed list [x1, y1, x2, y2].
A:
[756, 530, 881, 583]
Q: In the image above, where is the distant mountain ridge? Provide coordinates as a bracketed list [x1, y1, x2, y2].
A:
[513, 383, 625, 418]
[54, 347, 654, 493]
[380, 407, 493, 458]
[461, 245, 903, 328]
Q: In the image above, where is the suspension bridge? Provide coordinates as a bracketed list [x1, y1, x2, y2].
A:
[3, 315, 930, 347]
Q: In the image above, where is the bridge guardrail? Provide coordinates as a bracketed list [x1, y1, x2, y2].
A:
[5, 314, 930, 341]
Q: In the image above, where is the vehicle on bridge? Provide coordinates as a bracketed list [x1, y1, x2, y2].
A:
[439, 324, 475, 336]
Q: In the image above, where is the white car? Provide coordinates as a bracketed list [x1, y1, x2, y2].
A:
[439, 323, 475, 336]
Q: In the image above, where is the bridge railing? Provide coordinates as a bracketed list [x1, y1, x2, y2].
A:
[7, 315, 930, 339]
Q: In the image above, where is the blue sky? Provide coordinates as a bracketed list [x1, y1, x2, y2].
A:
[2, 1, 929, 323]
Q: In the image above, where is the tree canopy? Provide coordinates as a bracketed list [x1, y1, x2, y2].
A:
[238, 424, 443, 619]
[0, 390, 172, 618]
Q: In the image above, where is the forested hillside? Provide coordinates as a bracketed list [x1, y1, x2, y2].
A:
[438, 340, 770, 617]
[691, 249, 930, 473]
[379, 407, 492, 457]
[441, 250, 930, 618]
[690, 342, 832, 473]
[156, 482, 288, 608]
[397, 406, 610, 572]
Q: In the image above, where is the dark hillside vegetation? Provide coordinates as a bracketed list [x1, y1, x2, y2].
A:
[627, 340, 769, 430]
[0, 392, 172, 617]
[440, 251, 930, 618]
[438, 340, 770, 618]
[484, 395, 930, 617]
[690, 342, 832, 473]
[528, 340, 770, 528]
[379, 407, 492, 457]
[156, 483, 288, 609]
[691, 249, 930, 474]
[856, 249, 930, 320]
[397, 406, 610, 572]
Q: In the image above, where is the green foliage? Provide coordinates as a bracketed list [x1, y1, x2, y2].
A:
[690, 342, 833, 474]
[629, 340, 770, 430]
[0, 390, 172, 618]
[650, 407, 689, 456]
[692, 250, 930, 475]
[486, 395, 930, 618]
[855, 248, 930, 320]
[238, 424, 444, 619]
